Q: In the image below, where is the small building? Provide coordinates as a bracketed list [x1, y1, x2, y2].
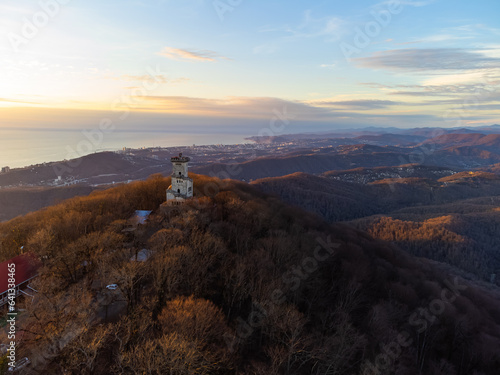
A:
[0, 253, 41, 307]
[130, 249, 154, 262]
[166, 153, 193, 205]
[1, 166, 10, 174]
[132, 210, 153, 226]
[121, 210, 153, 238]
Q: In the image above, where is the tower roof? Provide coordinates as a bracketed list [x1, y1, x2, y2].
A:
[171, 152, 190, 162]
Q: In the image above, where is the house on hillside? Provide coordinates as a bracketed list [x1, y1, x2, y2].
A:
[131, 210, 153, 226]
[121, 210, 152, 234]
[130, 248, 153, 262]
[0, 253, 41, 307]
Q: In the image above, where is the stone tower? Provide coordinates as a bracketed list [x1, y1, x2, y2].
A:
[166, 153, 193, 204]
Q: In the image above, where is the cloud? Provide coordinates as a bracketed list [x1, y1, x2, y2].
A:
[4, 97, 492, 131]
[135, 95, 500, 122]
[419, 34, 473, 43]
[110, 74, 168, 83]
[291, 11, 345, 41]
[457, 103, 500, 111]
[137, 96, 326, 119]
[389, 90, 450, 97]
[0, 97, 40, 105]
[117, 95, 456, 131]
[354, 48, 500, 72]
[374, 0, 436, 7]
[261, 10, 346, 42]
[158, 47, 230, 62]
[422, 71, 489, 86]
[381, 80, 500, 97]
[108, 74, 189, 84]
[312, 99, 401, 109]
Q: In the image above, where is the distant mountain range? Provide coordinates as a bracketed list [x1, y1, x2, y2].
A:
[420, 133, 500, 152]
[246, 124, 500, 143]
[1, 125, 500, 223]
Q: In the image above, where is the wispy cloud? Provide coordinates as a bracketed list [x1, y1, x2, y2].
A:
[0, 97, 40, 105]
[108, 74, 189, 84]
[422, 71, 489, 86]
[137, 95, 437, 117]
[388, 90, 452, 97]
[354, 48, 500, 72]
[137, 96, 321, 118]
[290, 11, 345, 41]
[417, 34, 473, 43]
[373, 0, 436, 8]
[260, 10, 346, 42]
[113, 74, 168, 82]
[312, 99, 401, 109]
[365, 80, 500, 99]
[158, 47, 230, 62]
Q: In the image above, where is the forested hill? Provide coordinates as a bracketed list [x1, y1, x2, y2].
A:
[0, 174, 499, 374]
[251, 171, 500, 285]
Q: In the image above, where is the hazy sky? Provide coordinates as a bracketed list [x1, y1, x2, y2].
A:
[1, 0, 500, 133]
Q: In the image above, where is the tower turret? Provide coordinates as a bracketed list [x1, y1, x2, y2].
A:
[166, 153, 193, 204]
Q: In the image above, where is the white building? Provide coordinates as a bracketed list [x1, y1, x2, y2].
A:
[166, 153, 193, 205]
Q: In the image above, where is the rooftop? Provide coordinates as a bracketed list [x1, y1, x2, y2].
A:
[171, 152, 190, 162]
[132, 210, 153, 225]
[0, 253, 41, 295]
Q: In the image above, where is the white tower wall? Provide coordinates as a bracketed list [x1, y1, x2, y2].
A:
[172, 162, 189, 178]
[166, 153, 193, 204]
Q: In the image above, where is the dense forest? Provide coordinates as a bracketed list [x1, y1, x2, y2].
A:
[253, 171, 500, 284]
[1, 174, 500, 374]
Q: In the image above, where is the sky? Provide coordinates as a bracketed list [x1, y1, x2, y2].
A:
[1, 0, 500, 134]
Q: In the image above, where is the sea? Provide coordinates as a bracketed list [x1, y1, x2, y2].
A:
[0, 129, 249, 169]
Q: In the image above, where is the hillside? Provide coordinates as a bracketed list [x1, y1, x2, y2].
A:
[348, 191, 500, 281]
[438, 171, 500, 184]
[353, 133, 427, 146]
[253, 169, 500, 222]
[1, 175, 499, 374]
[194, 142, 500, 182]
[350, 212, 500, 281]
[485, 163, 500, 174]
[323, 165, 456, 184]
[251, 171, 500, 283]
[0, 152, 168, 188]
[193, 147, 413, 181]
[421, 133, 500, 153]
[245, 125, 500, 144]
[0, 186, 95, 222]
[251, 173, 382, 221]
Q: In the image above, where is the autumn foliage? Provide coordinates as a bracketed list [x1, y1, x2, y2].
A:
[0, 174, 499, 374]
